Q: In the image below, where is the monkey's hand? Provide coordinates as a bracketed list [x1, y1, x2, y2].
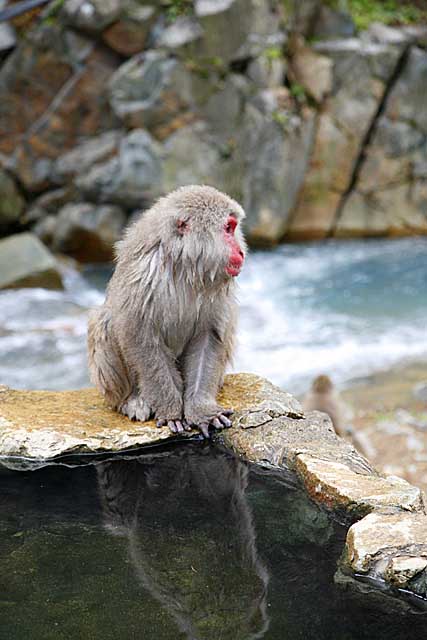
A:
[184, 403, 234, 439]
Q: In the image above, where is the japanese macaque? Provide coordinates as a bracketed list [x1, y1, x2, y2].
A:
[303, 375, 374, 460]
[303, 375, 347, 436]
[88, 185, 246, 438]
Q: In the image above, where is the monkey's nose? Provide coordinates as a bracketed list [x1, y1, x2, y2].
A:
[239, 249, 244, 259]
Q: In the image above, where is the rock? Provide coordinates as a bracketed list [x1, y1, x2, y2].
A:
[0, 233, 63, 290]
[247, 53, 286, 90]
[0, 24, 116, 190]
[0, 169, 25, 230]
[288, 38, 402, 240]
[385, 47, 427, 136]
[290, 41, 333, 103]
[312, 5, 356, 40]
[50, 203, 126, 262]
[282, 0, 321, 37]
[22, 188, 71, 225]
[296, 455, 423, 516]
[155, 15, 203, 51]
[336, 185, 427, 238]
[363, 22, 413, 46]
[336, 48, 427, 238]
[344, 512, 427, 594]
[162, 122, 224, 192]
[102, 3, 157, 56]
[0, 22, 16, 55]
[53, 130, 123, 183]
[60, 0, 121, 32]
[108, 50, 195, 135]
[238, 98, 316, 245]
[200, 74, 249, 142]
[76, 129, 163, 207]
[192, 0, 284, 62]
[33, 215, 58, 246]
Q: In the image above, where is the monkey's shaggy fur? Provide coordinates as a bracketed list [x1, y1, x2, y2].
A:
[88, 185, 247, 435]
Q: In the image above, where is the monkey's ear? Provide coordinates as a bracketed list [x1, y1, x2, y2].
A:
[176, 218, 189, 235]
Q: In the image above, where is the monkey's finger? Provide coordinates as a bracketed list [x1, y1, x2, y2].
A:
[211, 417, 223, 430]
[219, 415, 232, 428]
[156, 418, 167, 428]
[174, 420, 184, 433]
[182, 420, 192, 432]
[199, 423, 210, 439]
[168, 420, 178, 433]
[222, 409, 234, 417]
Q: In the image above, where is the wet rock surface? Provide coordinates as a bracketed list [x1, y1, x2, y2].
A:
[1, 372, 426, 607]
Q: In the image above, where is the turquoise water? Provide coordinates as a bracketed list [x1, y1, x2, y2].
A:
[1, 446, 426, 640]
[0, 238, 427, 393]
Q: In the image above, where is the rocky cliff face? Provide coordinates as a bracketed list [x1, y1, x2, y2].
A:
[1, 0, 427, 258]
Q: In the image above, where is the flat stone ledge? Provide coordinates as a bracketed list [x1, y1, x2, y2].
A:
[295, 455, 423, 516]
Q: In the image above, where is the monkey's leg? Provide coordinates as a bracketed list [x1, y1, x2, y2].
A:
[88, 307, 133, 411]
[181, 330, 233, 438]
[117, 326, 186, 433]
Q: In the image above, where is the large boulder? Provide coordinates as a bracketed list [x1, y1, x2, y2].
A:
[60, 0, 121, 32]
[102, 3, 157, 56]
[337, 47, 427, 237]
[236, 92, 316, 245]
[287, 38, 403, 240]
[190, 0, 285, 62]
[76, 129, 163, 207]
[108, 50, 197, 137]
[49, 203, 126, 263]
[0, 233, 63, 290]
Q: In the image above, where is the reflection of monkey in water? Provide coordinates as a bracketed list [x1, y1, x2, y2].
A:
[303, 375, 374, 460]
[96, 450, 269, 640]
[88, 185, 246, 439]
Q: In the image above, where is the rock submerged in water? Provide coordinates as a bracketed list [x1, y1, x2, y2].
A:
[0, 232, 63, 290]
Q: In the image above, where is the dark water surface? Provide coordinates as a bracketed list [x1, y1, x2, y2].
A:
[1, 446, 426, 640]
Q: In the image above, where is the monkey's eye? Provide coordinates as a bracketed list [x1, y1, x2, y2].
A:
[225, 216, 237, 235]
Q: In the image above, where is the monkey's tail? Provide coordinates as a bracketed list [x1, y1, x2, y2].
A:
[87, 307, 132, 409]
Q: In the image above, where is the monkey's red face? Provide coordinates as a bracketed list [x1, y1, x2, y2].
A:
[224, 215, 245, 277]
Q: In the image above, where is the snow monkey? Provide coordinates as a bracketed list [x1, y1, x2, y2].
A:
[88, 185, 246, 438]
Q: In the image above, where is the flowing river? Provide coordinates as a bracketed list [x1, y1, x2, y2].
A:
[1, 237, 427, 394]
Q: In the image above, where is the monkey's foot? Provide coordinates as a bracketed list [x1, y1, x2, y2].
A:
[119, 396, 152, 422]
[156, 418, 192, 434]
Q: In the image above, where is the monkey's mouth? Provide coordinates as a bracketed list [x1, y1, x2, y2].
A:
[226, 262, 243, 277]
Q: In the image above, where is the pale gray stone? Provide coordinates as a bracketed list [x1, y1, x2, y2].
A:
[76, 129, 163, 207]
[51, 203, 126, 262]
[0, 233, 63, 290]
[61, 0, 121, 31]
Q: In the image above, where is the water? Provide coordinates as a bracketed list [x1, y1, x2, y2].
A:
[1, 446, 426, 640]
[1, 238, 427, 394]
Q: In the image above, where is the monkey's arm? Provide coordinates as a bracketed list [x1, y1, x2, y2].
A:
[181, 326, 234, 438]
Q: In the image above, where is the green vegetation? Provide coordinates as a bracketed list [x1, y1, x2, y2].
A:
[165, 0, 194, 22]
[328, 0, 427, 31]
